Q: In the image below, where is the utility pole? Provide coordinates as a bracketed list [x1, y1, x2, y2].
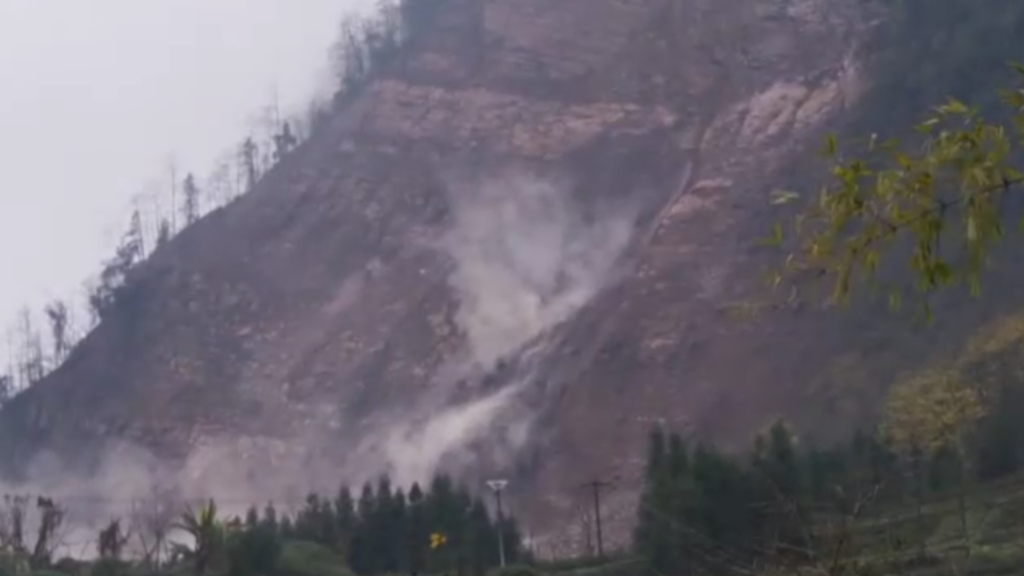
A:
[486, 479, 509, 567]
[581, 479, 612, 559]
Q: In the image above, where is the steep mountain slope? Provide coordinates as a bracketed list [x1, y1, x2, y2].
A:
[0, 0, 966, 549]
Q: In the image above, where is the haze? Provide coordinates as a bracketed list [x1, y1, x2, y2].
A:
[0, 0, 373, 331]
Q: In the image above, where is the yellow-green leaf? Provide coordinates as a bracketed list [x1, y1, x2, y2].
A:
[770, 190, 801, 205]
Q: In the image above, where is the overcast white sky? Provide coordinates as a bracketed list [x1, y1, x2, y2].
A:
[0, 0, 373, 333]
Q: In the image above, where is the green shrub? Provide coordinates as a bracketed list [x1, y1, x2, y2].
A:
[51, 558, 87, 576]
[30, 570, 74, 576]
[486, 565, 539, 576]
[88, 559, 133, 576]
[0, 552, 29, 576]
[227, 524, 282, 576]
[547, 558, 645, 576]
[277, 541, 354, 576]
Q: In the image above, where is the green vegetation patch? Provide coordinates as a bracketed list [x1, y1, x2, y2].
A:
[277, 541, 354, 576]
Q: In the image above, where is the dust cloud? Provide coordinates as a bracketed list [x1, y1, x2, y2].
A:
[372, 169, 638, 486]
[441, 170, 636, 370]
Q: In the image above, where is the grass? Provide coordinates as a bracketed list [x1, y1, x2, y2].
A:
[531, 475, 1024, 576]
[823, 476, 1024, 576]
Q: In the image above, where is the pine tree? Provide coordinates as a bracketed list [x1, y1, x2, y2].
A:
[294, 494, 318, 542]
[279, 515, 295, 540]
[666, 433, 696, 573]
[182, 173, 201, 226]
[634, 427, 673, 572]
[350, 482, 377, 575]
[273, 122, 298, 162]
[975, 384, 1024, 481]
[375, 476, 398, 573]
[156, 218, 171, 248]
[693, 444, 761, 570]
[499, 515, 523, 565]
[334, 485, 356, 558]
[243, 506, 258, 529]
[262, 502, 279, 534]
[407, 482, 427, 574]
[227, 516, 281, 576]
[450, 483, 475, 575]
[423, 474, 463, 575]
[752, 421, 806, 560]
[464, 500, 492, 576]
[391, 488, 409, 573]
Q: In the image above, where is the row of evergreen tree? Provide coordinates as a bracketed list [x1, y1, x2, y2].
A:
[230, 473, 524, 576]
[633, 393, 1024, 575]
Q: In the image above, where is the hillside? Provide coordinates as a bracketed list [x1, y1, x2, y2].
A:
[2, 0, 1023, 552]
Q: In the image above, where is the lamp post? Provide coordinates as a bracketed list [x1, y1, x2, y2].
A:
[486, 479, 509, 567]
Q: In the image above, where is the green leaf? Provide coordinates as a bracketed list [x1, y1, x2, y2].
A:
[770, 190, 800, 205]
[765, 69, 1024, 319]
[940, 99, 971, 117]
[759, 222, 784, 247]
[888, 288, 902, 311]
[915, 118, 940, 134]
[969, 276, 982, 297]
[824, 133, 837, 156]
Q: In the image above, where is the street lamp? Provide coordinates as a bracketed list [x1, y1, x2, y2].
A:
[486, 479, 509, 568]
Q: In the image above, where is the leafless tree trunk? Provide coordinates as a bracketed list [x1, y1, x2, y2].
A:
[0, 495, 67, 567]
[3, 331, 17, 391]
[44, 300, 70, 366]
[31, 496, 67, 566]
[130, 193, 153, 258]
[0, 495, 29, 553]
[138, 180, 168, 253]
[130, 485, 179, 569]
[182, 173, 202, 226]
[239, 138, 259, 194]
[15, 308, 45, 386]
[954, 440, 971, 559]
[170, 158, 180, 234]
[770, 483, 882, 576]
[207, 154, 237, 208]
[0, 373, 13, 406]
[335, 16, 369, 91]
[97, 518, 132, 560]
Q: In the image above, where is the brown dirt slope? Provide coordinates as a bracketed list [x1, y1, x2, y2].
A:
[0, 0, 916, 547]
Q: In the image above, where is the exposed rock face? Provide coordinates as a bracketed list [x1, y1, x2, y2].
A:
[0, 0, 874, 551]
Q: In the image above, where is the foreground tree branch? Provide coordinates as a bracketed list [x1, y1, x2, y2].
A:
[768, 64, 1024, 319]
